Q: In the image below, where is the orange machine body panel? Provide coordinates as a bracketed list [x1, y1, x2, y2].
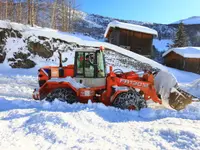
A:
[34, 64, 162, 107]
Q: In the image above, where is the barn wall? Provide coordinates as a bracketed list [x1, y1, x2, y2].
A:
[119, 29, 153, 56]
[164, 52, 184, 69]
[107, 27, 153, 56]
[184, 58, 200, 74]
[164, 52, 200, 74]
[109, 28, 120, 45]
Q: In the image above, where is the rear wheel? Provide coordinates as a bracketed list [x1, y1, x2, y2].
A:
[112, 90, 147, 110]
[45, 88, 78, 104]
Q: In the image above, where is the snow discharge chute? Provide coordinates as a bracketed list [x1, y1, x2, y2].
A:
[154, 70, 192, 110]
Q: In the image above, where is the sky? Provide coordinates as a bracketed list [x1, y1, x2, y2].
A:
[77, 0, 200, 24]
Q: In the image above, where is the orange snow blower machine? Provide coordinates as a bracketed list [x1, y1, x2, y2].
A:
[33, 46, 193, 111]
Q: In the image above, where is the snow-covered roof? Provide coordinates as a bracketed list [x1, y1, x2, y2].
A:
[162, 47, 200, 58]
[104, 21, 158, 38]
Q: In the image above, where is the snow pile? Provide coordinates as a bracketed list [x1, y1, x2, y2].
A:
[49, 77, 85, 89]
[171, 16, 200, 25]
[0, 63, 199, 149]
[104, 20, 158, 38]
[154, 71, 177, 109]
[163, 47, 200, 58]
[0, 95, 200, 150]
[180, 79, 200, 98]
[166, 67, 200, 98]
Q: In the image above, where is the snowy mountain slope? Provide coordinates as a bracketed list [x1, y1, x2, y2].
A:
[0, 20, 166, 71]
[76, 14, 200, 47]
[171, 16, 200, 25]
[76, 14, 176, 40]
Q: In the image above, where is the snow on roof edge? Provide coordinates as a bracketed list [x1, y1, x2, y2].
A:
[162, 47, 200, 58]
[104, 20, 158, 38]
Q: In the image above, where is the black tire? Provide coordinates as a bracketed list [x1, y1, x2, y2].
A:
[112, 90, 147, 110]
[45, 88, 78, 104]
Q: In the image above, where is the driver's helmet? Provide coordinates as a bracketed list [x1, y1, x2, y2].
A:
[85, 54, 94, 61]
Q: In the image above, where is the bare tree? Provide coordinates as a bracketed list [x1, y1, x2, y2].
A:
[0, 0, 79, 31]
[27, 0, 31, 24]
[68, 0, 71, 31]
[16, 0, 22, 23]
[34, 0, 39, 25]
[51, 0, 57, 29]
[5, 0, 8, 19]
[31, 0, 35, 26]
[62, 0, 67, 31]
[68, 0, 78, 32]
[10, 0, 14, 21]
[0, 1, 2, 20]
[19, 0, 22, 23]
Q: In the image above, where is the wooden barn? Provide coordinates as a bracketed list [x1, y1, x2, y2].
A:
[104, 21, 158, 57]
[162, 47, 200, 74]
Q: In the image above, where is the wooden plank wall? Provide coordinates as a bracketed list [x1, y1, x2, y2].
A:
[164, 52, 200, 74]
[108, 27, 153, 56]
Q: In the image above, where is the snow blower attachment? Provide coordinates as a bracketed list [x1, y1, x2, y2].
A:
[33, 47, 193, 111]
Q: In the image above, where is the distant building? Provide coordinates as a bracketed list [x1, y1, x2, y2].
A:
[104, 21, 158, 57]
[163, 47, 200, 74]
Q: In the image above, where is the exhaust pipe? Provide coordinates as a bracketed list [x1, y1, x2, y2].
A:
[58, 51, 63, 67]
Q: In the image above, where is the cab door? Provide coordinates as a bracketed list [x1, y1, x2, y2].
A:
[74, 50, 106, 87]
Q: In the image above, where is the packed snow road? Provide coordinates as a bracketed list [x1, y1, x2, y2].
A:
[0, 72, 200, 150]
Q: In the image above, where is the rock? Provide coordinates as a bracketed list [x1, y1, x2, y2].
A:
[28, 41, 53, 58]
[8, 52, 35, 68]
[10, 59, 36, 68]
[0, 53, 5, 63]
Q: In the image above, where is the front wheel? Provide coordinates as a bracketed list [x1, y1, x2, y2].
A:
[45, 88, 78, 104]
[112, 90, 147, 110]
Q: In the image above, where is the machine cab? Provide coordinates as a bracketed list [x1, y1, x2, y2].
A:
[74, 47, 106, 87]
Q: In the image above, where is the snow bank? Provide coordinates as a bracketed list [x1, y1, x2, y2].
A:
[167, 67, 200, 83]
[154, 71, 177, 109]
[163, 47, 200, 58]
[49, 77, 85, 89]
[0, 64, 199, 149]
[180, 78, 200, 98]
[0, 96, 200, 150]
[104, 20, 158, 38]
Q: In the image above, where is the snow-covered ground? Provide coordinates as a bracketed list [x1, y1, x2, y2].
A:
[0, 65, 200, 150]
[0, 20, 200, 150]
[1, 96, 200, 150]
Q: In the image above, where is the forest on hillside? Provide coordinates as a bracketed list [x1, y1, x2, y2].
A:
[0, 0, 80, 31]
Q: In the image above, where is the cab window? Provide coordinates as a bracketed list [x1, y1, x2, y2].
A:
[84, 52, 95, 77]
[77, 52, 84, 75]
[97, 51, 106, 77]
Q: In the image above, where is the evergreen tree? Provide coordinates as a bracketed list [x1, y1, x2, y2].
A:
[171, 22, 188, 48]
